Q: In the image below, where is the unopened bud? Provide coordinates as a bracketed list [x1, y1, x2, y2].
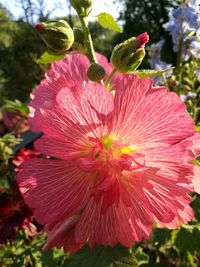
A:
[136, 32, 149, 49]
[71, 42, 87, 55]
[111, 32, 149, 73]
[71, 28, 86, 54]
[73, 28, 85, 44]
[35, 20, 74, 55]
[70, 0, 93, 16]
[87, 63, 105, 82]
[128, 48, 146, 71]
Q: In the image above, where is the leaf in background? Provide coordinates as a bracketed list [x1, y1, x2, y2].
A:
[0, 133, 22, 162]
[152, 228, 171, 248]
[134, 67, 174, 78]
[195, 125, 200, 132]
[38, 245, 67, 267]
[3, 99, 29, 116]
[172, 225, 200, 253]
[64, 244, 138, 267]
[186, 251, 197, 267]
[191, 195, 200, 222]
[36, 51, 65, 64]
[97, 13, 122, 33]
[0, 178, 10, 191]
[134, 247, 149, 266]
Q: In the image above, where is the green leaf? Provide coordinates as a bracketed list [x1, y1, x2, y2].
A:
[152, 228, 171, 248]
[191, 195, 200, 221]
[3, 99, 29, 115]
[195, 125, 200, 132]
[0, 133, 21, 163]
[186, 251, 197, 267]
[39, 250, 58, 267]
[172, 225, 200, 253]
[37, 246, 67, 267]
[64, 244, 138, 267]
[134, 247, 149, 266]
[0, 178, 10, 190]
[36, 51, 65, 64]
[97, 13, 122, 33]
[134, 67, 174, 78]
[141, 264, 171, 267]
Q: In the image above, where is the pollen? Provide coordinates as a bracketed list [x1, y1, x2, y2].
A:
[100, 136, 134, 160]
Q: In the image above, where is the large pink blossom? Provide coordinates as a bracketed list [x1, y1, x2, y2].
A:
[17, 53, 198, 253]
[188, 132, 200, 194]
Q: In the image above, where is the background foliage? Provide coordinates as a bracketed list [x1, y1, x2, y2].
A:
[0, 0, 200, 266]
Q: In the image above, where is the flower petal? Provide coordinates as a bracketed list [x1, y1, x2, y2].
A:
[193, 165, 200, 194]
[33, 82, 114, 141]
[112, 75, 194, 147]
[17, 158, 93, 225]
[29, 53, 111, 132]
[75, 199, 152, 248]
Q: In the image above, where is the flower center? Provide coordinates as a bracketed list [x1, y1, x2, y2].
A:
[95, 135, 134, 162]
[83, 135, 145, 213]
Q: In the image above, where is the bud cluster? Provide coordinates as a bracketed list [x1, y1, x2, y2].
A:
[70, 0, 93, 16]
[35, 1, 149, 81]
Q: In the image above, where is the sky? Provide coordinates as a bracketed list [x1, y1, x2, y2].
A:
[0, 0, 121, 21]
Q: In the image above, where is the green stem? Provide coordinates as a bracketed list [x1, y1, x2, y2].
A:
[105, 68, 117, 89]
[79, 15, 97, 64]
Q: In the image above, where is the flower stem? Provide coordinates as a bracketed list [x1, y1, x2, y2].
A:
[79, 15, 97, 64]
[105, 68, 117, 89]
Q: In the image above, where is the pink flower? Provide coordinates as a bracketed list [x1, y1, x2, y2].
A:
[194, 165, 200, 194]
[13, 148, 41, 172]
[17, 53, 197, 253]
[187, 132, 200, 194]
[136, 32, 149, 49]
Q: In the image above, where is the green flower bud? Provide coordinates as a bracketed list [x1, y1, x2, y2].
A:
[35, 20, 74, 55]
[72, 42, 87, 55]
[70, 0, 93, 16]
[111, 32, 149, 73]
[73, 28, 85, 44]
[87, 63, 105, 82]
[127, 48, 146, 72]
[71, 28, 86, 54]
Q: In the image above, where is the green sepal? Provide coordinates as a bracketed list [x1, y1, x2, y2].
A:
[134, 67, 174, 78]
[36, 51, 66, 64]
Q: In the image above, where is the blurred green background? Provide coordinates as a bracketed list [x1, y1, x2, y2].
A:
[1, 1, 200, 266]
